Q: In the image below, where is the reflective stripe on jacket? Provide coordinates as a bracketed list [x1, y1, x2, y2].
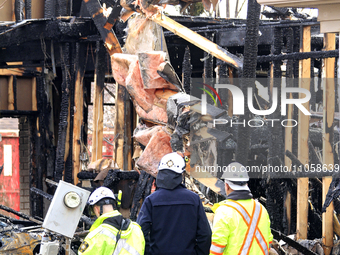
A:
[78, 210, 145, 255]
[210, 199, 273, 255]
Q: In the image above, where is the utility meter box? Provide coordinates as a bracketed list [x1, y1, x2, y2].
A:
[42, 180, 91, 238]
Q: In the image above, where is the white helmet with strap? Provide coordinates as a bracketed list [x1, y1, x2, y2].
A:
[88, 187, 116, 206]
[221, 162, 250, 191]
[158, 152, 186, 174]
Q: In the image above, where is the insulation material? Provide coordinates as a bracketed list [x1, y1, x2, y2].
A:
[111, 53, 169, 123]
[134, 101, 168, 123]
[124, 15, 158, 54]
[138, 51, 180, 90]
[125, 59, 156, 112]
[111, 53, 137, 86]
[134, 124, 163, 146]
[136, 127, 172, 176]
[111, 53, 155, 112]
[134, 0, 162, 18]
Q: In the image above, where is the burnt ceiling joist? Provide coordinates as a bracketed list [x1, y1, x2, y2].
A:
[0, 18, 100, 69]
[0, 18, 98, 48]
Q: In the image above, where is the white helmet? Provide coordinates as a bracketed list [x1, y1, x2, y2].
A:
[158, 152, 186, 174]
[221, 162, 250, 191]
[88, 187, 116, 206]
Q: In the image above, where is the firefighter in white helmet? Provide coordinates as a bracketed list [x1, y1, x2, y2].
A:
[137, 152, 211, 255]
[78, 187, 145, 255]
[209, 162, 273, 255]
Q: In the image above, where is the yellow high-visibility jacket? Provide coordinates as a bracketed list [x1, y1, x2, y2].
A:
[210, 199, 273, 255]
[78, 210, 145, 255]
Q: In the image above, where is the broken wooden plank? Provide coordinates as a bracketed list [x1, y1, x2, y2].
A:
[55, 43, 71, 182]
[297, 25, 311, 240]
[0, 204, 42, 225]
[322, 32, 336, 255]
[151, 13, 243, 70]
[83, 0, 122, 55]
[0, 68, 25, 76]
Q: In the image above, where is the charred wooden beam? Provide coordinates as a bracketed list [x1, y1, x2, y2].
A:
[144, 176, 155, 199]
[271, 228, 318, 255]
[30, 187, 53, 201]
[203, 32, 214, 79]
[33, 75, 47, 218]
[25, 0, 32, 19]
[83, 0, 122, 55]
[267, 26, 284, 233]
[284, 27, 294, 236]
[55, 43, 71, 182]
[0, 204, 42, 224]
[216, 60, 229, 113]
[56, 0, 69, 16]
[43, 72, 56, 183]
[0, 110, 38, 117]
[235, 0, 261, 166]
[182, 46, 192, 95]
[322, 178, 340, 213]
[103, 169, 140, 188]
[130, 171, 151, 221]
[77, 171, 97, 180]
[64, 42, 77, 184]
[44, 0, 56, 18]
[15, 0, 24, 22]
[257, 50, 339, 63]
[73, 42, 87, 185]
[291, 26, 300, 159]
[0, 19, 98, 48]
[103, 0, 123, 31]
[310, 58, 316, 111]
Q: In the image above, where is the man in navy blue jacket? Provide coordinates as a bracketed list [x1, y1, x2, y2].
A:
[137, 152, 212, 255]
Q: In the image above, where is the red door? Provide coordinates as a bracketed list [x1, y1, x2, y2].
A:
[0, 132, 20, 218]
